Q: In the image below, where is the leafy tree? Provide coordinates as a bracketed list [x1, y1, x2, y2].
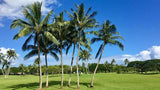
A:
[10, 67, 19, 75]
[90, 20, 124, 87]
[10, 2, 58, 89]
[65, 3, 97, 88]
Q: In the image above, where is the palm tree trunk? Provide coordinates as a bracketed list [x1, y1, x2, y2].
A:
[87, 60, 89, 75]
[6, 62, 11, 78]
[90, 43, 106, 87]
[76, 32, 81, 89]
[1, 66, 4, 75]
[45, 53, 49, 88]
[60, 45, 64, 89]
[68, 44, 76, 87]
[37, 34, 42, 90]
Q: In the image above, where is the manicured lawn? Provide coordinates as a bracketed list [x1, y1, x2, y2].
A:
[0, 73, 160, 90]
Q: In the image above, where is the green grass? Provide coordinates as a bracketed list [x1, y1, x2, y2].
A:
[0, 73, 160, 90]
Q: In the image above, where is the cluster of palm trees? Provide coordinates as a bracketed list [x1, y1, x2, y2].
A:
[0, 49, 17, 78]
[10, 2, 124, 89]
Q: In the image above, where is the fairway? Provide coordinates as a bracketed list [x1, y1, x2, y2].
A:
[0, 73, 160, 90]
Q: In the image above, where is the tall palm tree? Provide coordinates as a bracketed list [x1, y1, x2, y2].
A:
[6, 49, 17, 78]
[51, 12, 70, 89]
[66, 25, 78, 87]
[90, 20, 124, 87]
[66, 23, 91, 87]
[65, 3, 97, 88]
[10, 2, 58, 89]
[79, 49, 91, 74]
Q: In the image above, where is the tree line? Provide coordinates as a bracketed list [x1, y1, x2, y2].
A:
[1, 59, 160, 76]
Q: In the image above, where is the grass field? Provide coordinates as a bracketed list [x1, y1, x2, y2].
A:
[0, 73, 160, 90]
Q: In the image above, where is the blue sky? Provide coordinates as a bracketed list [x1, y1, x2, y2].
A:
[0, 0, 160, 66]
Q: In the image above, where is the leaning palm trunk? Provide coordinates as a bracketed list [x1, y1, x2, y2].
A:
[45, 54, 49, 88]
[60, 45, 64, 89]
[68, 44, 76, 87]
[87, 60, 89, 74]
[76, 32, 81, 89]
[37, 35, 42, 90]
[1, 66, 4, 75]
[6, 62, 11, 78]
[90, 43, 106, 87]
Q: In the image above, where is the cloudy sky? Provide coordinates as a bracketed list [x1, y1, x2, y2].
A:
[0, 0, 160, 67]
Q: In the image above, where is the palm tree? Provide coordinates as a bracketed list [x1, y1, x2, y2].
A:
[79, 49, 91, 74]
[65, 3, 97, 88]
[24, 41, 59, 87]
[6, 49, 17, 78]
[66, 25, 78, 87]
[2, 59, 8, 78]
[111, 59, 116, 65]
[90, 20, 124, 87]
[19, 64, 25, 75]
[124, 58, 129, 65]
[10, 2, 58, 89]
[111, 59, 116, 72]
[66, 24, 91, 87]
[50, 12, 70, 89]
[104, 61, 111, 73]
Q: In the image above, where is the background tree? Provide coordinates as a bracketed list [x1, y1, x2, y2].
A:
[104, 61, 111, 73]
[6, 49, 17, 78]
[124, 58, 129, 65]
[79, 49, 91, 74]
[90, 20, 124, 87]
[111, 59, 116, 72]
[19, 64, 25, 75]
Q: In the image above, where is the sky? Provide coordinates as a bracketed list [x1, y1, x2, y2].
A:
[0, 0, 160, 67]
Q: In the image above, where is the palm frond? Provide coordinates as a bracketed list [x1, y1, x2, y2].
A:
[50, 52, 59, 61]
[24, 50, 38, 60]
[95, 44, 103, 59]
[22, 35, 33, 51]
[44, 31, 59, 45]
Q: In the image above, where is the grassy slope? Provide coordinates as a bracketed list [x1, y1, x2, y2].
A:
[0, 73, 160, 90]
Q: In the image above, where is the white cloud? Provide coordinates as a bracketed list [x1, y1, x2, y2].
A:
[0, 0, 61, 27]
[98, 46, 160, 65]
[0, 47, 11, 55]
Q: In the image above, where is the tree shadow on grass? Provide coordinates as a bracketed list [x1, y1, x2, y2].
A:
[141, 72, 159, 75]
[7, 80, 93, 90]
